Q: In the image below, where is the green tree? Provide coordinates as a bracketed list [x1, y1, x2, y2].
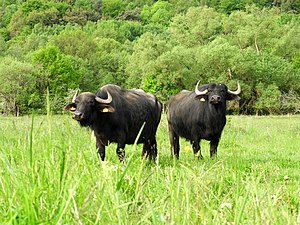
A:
[7, 9, 27, 37]
[0, 1, 299, 115]
[218, 0, 246, 13]
[232, 48, 298, 113]
[51, 29, 98, 60]
[27, 7, 61, 26]
[32, 45, 91, 112]
[126, 32, 173, 89]
[63, 0, 100, 25]
[169, 6, 224, 47]
[273, 0, 300, 13]
[222, 6, 298, 55]
[292, 52, 300, 69]
[0, 56, 40, 115]
[274, 25, 300, 60]
[255, 83, 281, 115]
[141, 46, 194, 101]
[0, 3, 18, 28]
[141, 1, 174, 26]
[93, 20, 143, 43]
[169, 0, 200, 13]
[91, 37, 130, 88]
[101, 0, 126, 18]
[0, 35, 6, 55]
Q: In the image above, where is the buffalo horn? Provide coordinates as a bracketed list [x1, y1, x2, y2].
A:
[95, 91, 113, 104]
[227, 82, 241, 95]
[72, 90, 79, 103]
[195, 81, 208, 96]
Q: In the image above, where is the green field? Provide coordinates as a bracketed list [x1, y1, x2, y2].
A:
[0, 114, 299, 224]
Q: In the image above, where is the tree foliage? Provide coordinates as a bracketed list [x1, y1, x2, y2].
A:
[0, 1, 299, 115]
[0, 57, 41, 115]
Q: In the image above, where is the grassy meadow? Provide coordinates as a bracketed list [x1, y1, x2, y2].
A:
[0, 113, 299, 224]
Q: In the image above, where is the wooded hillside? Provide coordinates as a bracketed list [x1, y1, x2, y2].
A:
[0, 0, 299, 115]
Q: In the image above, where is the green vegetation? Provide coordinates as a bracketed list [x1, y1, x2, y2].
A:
[0, 0, 300, 115]
[0, 114, 299, 224]
[1, 1, 299, 223]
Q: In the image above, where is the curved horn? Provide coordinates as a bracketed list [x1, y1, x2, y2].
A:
[72, 90, 79, 103]
[227, 82, 241, 95]
[195, 81, 208, 96]
[95, 91, 112, 104]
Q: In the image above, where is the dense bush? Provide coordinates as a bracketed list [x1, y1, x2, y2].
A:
[0, 0, 299, 115]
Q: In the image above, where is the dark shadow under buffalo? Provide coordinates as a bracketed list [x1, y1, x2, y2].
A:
[64, 84, 162, 162]
[167, 81, 241, 159]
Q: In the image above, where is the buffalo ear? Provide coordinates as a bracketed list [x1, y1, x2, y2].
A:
[194, 95, 207, 102]
[64, 103, 76, 112]
[98, 104, 115, 113]
[226, 92, 240, 101]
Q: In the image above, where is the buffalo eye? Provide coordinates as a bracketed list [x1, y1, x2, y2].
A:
[88, 100, 95, 105]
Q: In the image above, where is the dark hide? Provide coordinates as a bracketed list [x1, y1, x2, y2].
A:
[167, 83, 240, 159]
[65, 84, 162, 162]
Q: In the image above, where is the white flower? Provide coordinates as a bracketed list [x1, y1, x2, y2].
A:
[271, 194, 276, 199]
[160, 214, 165, 222]
[220, 202, 232, 209]
[93, 194, 97, 201]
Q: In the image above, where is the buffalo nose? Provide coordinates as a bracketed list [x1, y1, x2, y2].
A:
[211, 95, 221, 104]
[72, 111, 83, 121]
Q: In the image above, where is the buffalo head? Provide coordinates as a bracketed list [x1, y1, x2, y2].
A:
[194, 81, 241, 104]
[64, 90, 115, 126]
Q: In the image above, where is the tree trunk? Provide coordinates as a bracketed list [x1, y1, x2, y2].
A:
[14, 99, 20, 117]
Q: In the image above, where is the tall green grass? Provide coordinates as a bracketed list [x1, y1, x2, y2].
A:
[0, 114, 299, 224]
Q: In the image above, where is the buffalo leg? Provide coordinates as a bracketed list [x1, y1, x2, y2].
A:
[192, 139, 203, 160]
[142, 145, 147, 159]
[142, 138, 157, 160]
[96, 138, 105, 161]
[168, 124, 180, 158]
[150, 138, 158, 160]
[141, 138, 150, 159]
[210, 138, 219, 158]
[116, 143, 125, 162]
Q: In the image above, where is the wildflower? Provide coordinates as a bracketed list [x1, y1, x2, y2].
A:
[271, 194, 276, 199]
[160, 214, 165, 222]
[93, 194, 97, 201]
[220, 202, 232, 209]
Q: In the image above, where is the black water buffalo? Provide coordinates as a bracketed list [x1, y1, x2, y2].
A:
[64, 84, 162, 162]
[167, 81, 241, 159]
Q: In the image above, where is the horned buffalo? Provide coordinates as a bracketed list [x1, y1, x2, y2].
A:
[167, 81, 241, 159]
[64, 84, 162, 162]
